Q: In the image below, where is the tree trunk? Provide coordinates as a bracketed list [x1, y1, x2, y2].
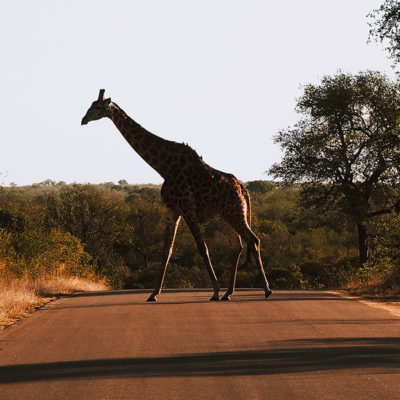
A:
[357, 223, 369, 265]
[144, 254, 149, 269]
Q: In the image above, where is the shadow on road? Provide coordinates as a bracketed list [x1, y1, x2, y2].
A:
[47, 291, 351, 310]
[68, 289, 217, 298]
[65, 289, 349, 302]
[1, 337, 399, 384]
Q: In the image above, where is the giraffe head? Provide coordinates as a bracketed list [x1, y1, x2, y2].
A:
[81, 89, 111, 125]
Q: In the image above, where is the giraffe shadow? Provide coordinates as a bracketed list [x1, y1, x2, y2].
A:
[53, 290, 349, 308]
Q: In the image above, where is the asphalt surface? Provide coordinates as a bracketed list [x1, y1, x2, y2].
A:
[1, 289, 400, 400]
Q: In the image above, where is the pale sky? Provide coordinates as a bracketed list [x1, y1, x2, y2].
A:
[0, 0, 395, 186]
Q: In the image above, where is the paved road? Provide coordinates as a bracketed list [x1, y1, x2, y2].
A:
[1, 290, 400, 400]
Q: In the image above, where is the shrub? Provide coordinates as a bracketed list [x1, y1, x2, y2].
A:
[269, 264, 308, 289]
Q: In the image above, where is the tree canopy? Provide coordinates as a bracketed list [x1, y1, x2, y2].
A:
[369, 0, 400, 66]
[269, 71, 400, 263]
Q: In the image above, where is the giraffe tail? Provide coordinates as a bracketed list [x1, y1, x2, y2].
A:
[241, 185, 252, 268]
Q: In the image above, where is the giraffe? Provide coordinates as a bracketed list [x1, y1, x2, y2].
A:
[81, 89, 273, 302]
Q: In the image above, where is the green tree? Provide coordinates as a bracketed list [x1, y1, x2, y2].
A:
[45, 185, 132, 286]
[246, 180, 275, 194]
[368, 0, 400, 66]
[127, 197, 165, 270]
[269, 71, 400, 264]
[367, 213, 400, 289]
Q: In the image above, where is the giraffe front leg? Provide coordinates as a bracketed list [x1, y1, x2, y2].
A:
[147, 210, 181, 302]
[221, 227, 243, 301]
[184, 214, 221, 301]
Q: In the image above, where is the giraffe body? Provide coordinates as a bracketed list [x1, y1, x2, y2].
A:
[82, 89, 272, 301]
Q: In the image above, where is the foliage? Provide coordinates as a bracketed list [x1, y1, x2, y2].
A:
[45, 185, 133, 287]
[246, 180, 275, 194]
[269, 71, 400, 264]
[269, 264, 308, 290]
[0, 179, 398, 293]
[126, 193, 165, 270]
[355, 213, 400, 293]
[0, 227, 94, 279]
[368, 0, 400, 66]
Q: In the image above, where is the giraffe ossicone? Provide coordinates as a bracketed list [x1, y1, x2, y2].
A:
[81, 89, 272, 302]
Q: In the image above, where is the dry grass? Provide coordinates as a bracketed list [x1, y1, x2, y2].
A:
[345, 271, 400, 297]
[0, 277, 108, 328]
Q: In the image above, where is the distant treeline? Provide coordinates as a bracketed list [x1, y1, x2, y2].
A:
[0, 179, 399, 293]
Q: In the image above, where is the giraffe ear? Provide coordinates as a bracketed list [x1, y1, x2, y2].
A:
[98, 89, 105, 101]
[104, 97, 111, 105]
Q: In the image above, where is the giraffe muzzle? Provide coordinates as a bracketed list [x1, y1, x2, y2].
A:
[81, 117, 88, 125]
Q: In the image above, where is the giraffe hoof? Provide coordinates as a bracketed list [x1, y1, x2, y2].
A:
[146, 296, 157, 302]
[265, 290, 273, 299]
[221, 295, 231, 301]
[209, 296, 220, 301]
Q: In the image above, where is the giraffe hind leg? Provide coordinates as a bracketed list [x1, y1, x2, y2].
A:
[227, 219, 272, 299]
[248, 230, 273, 298]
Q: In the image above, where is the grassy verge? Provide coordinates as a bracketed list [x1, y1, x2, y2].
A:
[344, 271, 400, 299]
[0, 277, 108, 328]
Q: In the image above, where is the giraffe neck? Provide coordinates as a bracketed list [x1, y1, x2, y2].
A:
[107, 102, 173, 178]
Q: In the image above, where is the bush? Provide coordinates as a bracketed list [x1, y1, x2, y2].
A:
[300, 258, 358, 289]
[269, 264, 308, 289]
[356, 215, 400, 293]
[0, 229, 17, 278]
[45, 185, 133, 287]
[0, 181, 383, 293]
[0, 228, 94, 279]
